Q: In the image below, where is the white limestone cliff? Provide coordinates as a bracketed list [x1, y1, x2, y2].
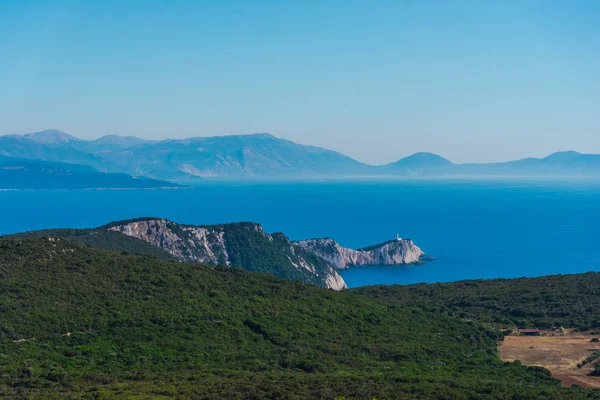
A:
[109, 219, 347, 290]
[296, 238, 425, 269]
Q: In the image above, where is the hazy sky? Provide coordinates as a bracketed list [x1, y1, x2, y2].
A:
[1, 1, 599, 164]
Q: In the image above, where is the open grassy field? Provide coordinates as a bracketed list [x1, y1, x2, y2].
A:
[499, 334, 600, 388]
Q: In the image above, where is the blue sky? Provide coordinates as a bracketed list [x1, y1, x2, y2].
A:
[1, 0, 599, 164]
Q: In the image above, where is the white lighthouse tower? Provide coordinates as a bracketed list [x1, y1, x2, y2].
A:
[396, 233, 402, 241]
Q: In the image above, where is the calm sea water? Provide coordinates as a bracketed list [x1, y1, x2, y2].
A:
[2, 179, 600, 288]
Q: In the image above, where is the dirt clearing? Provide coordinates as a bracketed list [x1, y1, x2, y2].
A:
[499, 334, 600, 388]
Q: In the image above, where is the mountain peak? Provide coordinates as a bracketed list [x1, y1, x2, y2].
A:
[23, 129, 80, 144]
[93, 134, 147, 147]
[542, 150, 582, 163]
[243, 132, 277, 139]
[394, 152, 454, 166]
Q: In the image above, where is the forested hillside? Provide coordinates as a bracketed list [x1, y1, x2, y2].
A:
[0, 238, 595, 399]
[353, 273, 600, 330]
[9, 228, 176, 260]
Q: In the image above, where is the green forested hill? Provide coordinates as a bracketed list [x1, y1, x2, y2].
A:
[8, 227, 176, 260]
[352, 273, 600, 331]
[0, 238, 596, 399]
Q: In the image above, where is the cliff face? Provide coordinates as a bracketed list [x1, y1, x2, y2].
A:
[108, 218, 346, 291]
[296, 238, 425, 269]
[109, 219, 231, 265]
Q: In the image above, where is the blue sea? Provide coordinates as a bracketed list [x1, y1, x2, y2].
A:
[2, 179, 600, 288]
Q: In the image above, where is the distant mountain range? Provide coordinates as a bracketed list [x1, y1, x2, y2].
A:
[1, 129, 600, 183]
[0, 156, 180, 190]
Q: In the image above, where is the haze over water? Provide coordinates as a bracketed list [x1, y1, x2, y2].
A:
[2, 179, 600, 288]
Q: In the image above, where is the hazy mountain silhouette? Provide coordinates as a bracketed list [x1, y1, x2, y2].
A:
[384, 152, 458, 175]
[23, 129, 81, 144]
[1, 130, 600, 181]
[0, 157, 180, 189]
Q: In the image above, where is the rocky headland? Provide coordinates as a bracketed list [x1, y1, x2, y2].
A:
[108, 218, 347, 290]
[296, 238, 425, 269]
[108, 218, 428, 291]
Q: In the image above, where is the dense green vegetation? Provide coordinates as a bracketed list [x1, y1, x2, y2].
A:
[215, 224, 335, 286]
[579, 351, 600, 369]
[352, 273, 600, 330]
[9, 228, 176, 261]
[0, 238, 596, 399]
